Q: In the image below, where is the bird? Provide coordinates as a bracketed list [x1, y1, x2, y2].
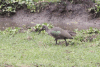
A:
[34, 28, 43, 35]
[41, 25, 73, 46]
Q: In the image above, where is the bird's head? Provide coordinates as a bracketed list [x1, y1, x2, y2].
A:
[41, 25, 48, 31]
[38, 25, 49, 34]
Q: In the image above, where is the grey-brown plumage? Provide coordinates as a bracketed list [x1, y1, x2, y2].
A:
[41, 25, 73, 46]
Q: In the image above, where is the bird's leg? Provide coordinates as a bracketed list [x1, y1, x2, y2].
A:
[55, 39, 57, 44]
[64, 39, 68, 46]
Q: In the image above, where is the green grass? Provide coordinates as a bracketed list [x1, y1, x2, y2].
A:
[44, 0, 60, 2]
[34, 0, 60, 2]
[0, 32, 100, 67]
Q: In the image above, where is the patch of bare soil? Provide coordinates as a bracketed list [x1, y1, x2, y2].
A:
[0, 0, 100, 31]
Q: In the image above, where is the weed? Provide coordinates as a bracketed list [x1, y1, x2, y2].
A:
[1, 27, 21, 36]
[33, 23, 53, 34]
[0, 0, 60, 16]
[68, 27, 100, 45]
[88, 0, 100, 18]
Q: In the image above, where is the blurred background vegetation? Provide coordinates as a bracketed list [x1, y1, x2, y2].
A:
[0, 0, 100, 17]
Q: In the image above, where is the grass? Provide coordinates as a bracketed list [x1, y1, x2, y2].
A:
[44, 0, 60, 2]
[0, 32, 100, 67]
[34, 0, 60, 2]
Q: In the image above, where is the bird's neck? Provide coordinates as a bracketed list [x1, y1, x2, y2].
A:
[45, 27, 49, 32]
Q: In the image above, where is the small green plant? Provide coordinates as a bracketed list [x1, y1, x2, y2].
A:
[86, 27, 100, 34]
[88, 0, 100, 17]
[42, 23, 54, 29]
[2, 27, 21, 36]
[33, 23, 53, 33]
[0, 0, 60, 16]
[75, 27, 100, 34]
[33, 24, 42, 31]
[69, 27, 100, 45]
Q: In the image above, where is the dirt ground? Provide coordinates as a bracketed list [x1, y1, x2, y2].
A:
[0, 0, 100, 31]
